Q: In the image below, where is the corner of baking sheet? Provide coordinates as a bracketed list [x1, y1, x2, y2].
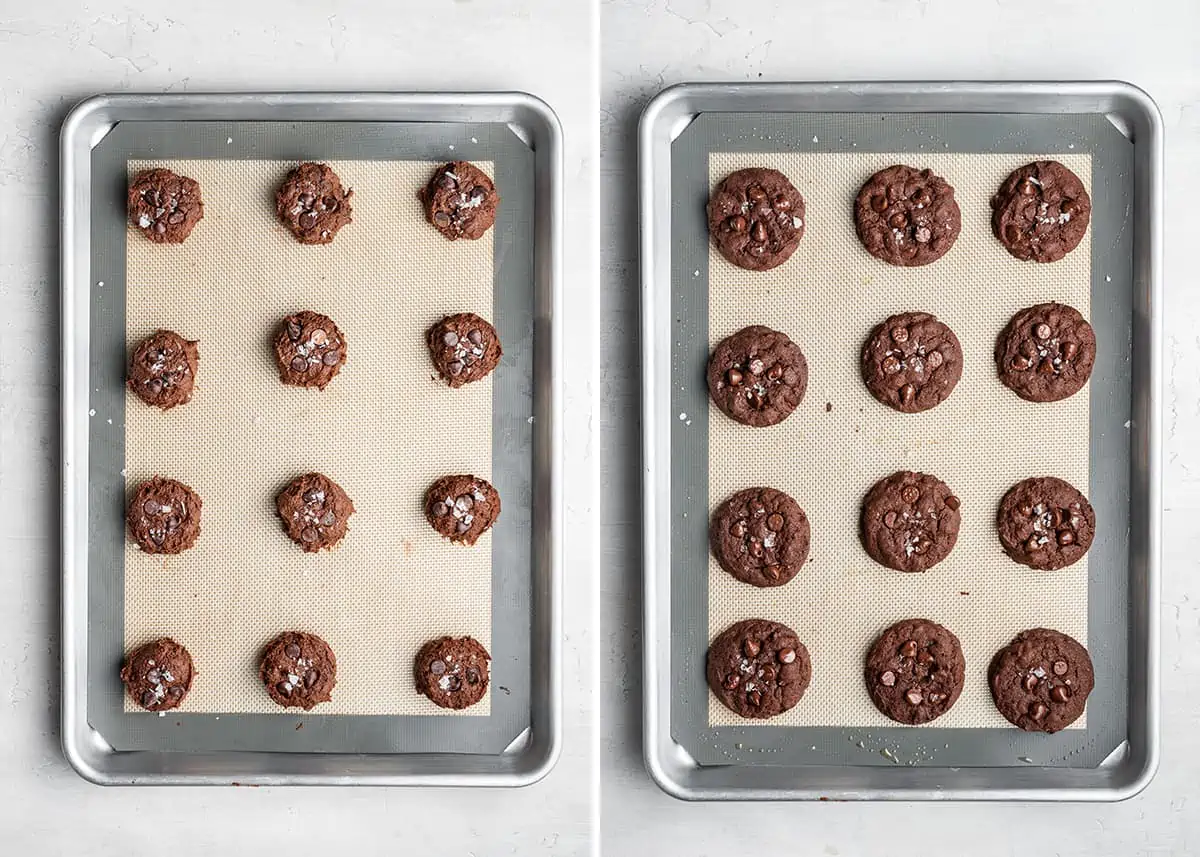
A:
[502, 90, 564, 153]
[61, 94, 118, 150]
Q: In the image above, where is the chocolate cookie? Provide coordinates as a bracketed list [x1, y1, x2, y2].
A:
[259, 631, 337, 710]
[707, 325, 808, 428]
[127, 476, 202, 554]
[273, 310, 347, 390]
[864, 618, 965, 725]
[709, 487, 810, 587]
[997, 476, 1095, 570]
[128, 168, 204, 244]
[414, 635, 491, 710]
[706, 618, 811, 720]
[989, 628, 1094, 732]
[127, 329, 199, 410]
[854, 165, 961, 267]
[419, 161, 498, 241]
[275, 162, 353, 245]
[861, 312, 963, 413]
[706, 168, 806, 272]
[992, 161, 1091, 263]
[426, 313, 502, 387]
[424, 475, 500, 546]
[120, 637, 194, 712]
[861, 471, 961, 572]
[275, 472, 355, 552]
[995, 302, 1096, 403]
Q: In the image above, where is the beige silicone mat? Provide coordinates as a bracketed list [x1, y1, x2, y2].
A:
[707, 151, 1091, 729]
[124, 158, 493, 716]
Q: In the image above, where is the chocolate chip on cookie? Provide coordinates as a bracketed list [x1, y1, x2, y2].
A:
[127, 476, 203, 555]
[425, 474, 501, 545]
[127, 329, 199, 410]
[259, 631, 337, 710]
[995, 302, 1096, 403]
[707, 325, 808, 428]
[865, 618, 965, 725]
[419, 161, 499, 241]
[710, 487, 810, 587]
[707, 168, 806, 271]
[120, 637, 195, 712]
[414, 635, 492, 710]
[276, 162, 353, 245]
[706, 618, 811, 720]
[275, 472, 355, 552]
[854, 165, 961, 267]
[997, 476, 1095, 570]
[427, 313, 502, 387]
[128, 168, 204, 244]
[861, 311, 963, 413]
[992, 161, 1091, 263]
[989, 628, 1094, 732]
[860, 471, 961, 572]
[274, 310, 348, 390]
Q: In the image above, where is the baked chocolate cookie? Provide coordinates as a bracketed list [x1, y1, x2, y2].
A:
[861, 312, 963, 413]
[854, 165, 961, 267]
[997, 476, 1095, 570]
[424, 474, 500, 546]
[273, 310, 347, 390]
[275, 162, 353, 245]
[414, 635, 491, 710]
[706, 168, 806, 271]
[128, 168, 204, 244]
[995, 302, 1095, 403]
[275, 472, 355, 552]
[259, 631, 337, 710]
[127, 329, 199, 410]
[707, 325, 808, 428]
[861, 471, 961, 572]
[120, 637, 194, 712]
[426, 313, 502, 387]
[707, 618, 811, 720]
[989, 628, 1094, 732]
[127, 476, 202, 554]
[864, 618, 965, 725]
[419, 161, 498, 241]
[709, 487, 810, 587]
[992, 161, 1091, 263]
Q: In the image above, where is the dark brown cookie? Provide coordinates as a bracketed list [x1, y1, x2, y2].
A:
[259, 631, 337, 710]
[989, 628, 1094, 732]
[275, 162, 353, 245]
[854, 165, 961, 267]
[992, 161, 1091, 263]
[426, 312, 502, 387]
[860, 471, 961, 572]
[419, 161, 498, 241]
[706, 168, 806, 272]
[120, 637, 194, 712]
[707, 325, 808, 428]
[127, 476, 202, 554]
[424, 474, 500, 546]
[275, 472, 355, 552]
[709, 487, 810, 587]
[861, 312, 963, 413]
[127, 329, 199, 410]
[273, 310, 347, 390]
[414, 635, 491, 710]
[995, 302, 1096, 403]
[864, 618, 965, 725]
[128, 168, 204, 244]
[706, 618, 811, 720]
[997, 476, 1095, 570]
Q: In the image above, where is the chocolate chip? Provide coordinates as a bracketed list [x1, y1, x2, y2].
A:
[760, 665, 776, 682]
[448, 360, 464, 375]
[323, 197, 339, 213]
[870, 195, 888, 213]
[443, 331, 459, 346]
[763, 564, 780, 581]
[437, 173, 456, 190]
[298, 211, 318, 229]
[726, 368, 743, 386]
[305, 670, 318, 687]
[167, 211, 185, 224]
[1062, 341, 1078, 361]
[466, 668, 481, 684]
[899, 384, 915, 406]
[883, 511, 898, 529]
[150, 531, 165, 545]
[298, 192, 315, 206]
[750, 221, 767, 243]
[1005, 224, 1022, 243]
[778, 648, 796, 664]
[287, 319, 303, 341]
[456, 521, 470, 534]
[321, 350, 340, 366]
[916, 650, 935, 667]
[1038, 359, 1055, 375]
[891, 326, 909, 344]
[1061, 199, 1079, 217]
[1012, 355, 1031, 371]
[772, 194, 791, 211]
[457, 494, 475, 510]
[905, 689, 923, 705]
[276, 682, 292, 697]
[1057, 529, 1075, 546]
[742, 638, 760, 658]
[899, 640, 918, 659]
[433, 211, 451, 226]
[143, 499, 160, 516]
[880, 670, 896, 687]
[301, 528, 318, 543]
[747, 186, 767, 204]
[320, 510, 336, 527]
[446, 675, 461, 691]
[462, 331, 481, 349]
[882, 355, 901, 375]
[1050, 685, 1071, 704]
[430, 659, 446, 675]
[1023, 673, 1039, 692]
[1053, 660, 1069, 676]
[153, 221, 167, 234]
[146, 378, 163, 395]
[944, 495, 960, 511]
[767, 513, 784, 531]
[767, 364, 783, 382]
[901, 486, 919, 504]
[888, 212, 908, 229]
[927, 350, 943, 369]
[723, 673, 739, 690]
[1029, 702, 1049, 721]
[1034, 323, 1052, 340]
[290, 356, 309, 372]
[730, 519, 747, 538]
[146, 669, 161, 684]
[748, 540, 764, 559]
[169, 686, 184, 698]
[911, 188, 932, 207]
[747, 690, 763, 707]
[141, 691, 157, 708]
[285, 643, 302, 658]
[432, 502, 448, 517]
[728, 215, 747, 233]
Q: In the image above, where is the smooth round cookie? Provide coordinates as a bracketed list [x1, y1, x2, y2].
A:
[989, 628, 1094, 732]
[860, 471, 961, 572]
[120, 637, 194, 712]
[414, 635, 492, 710]
[709, 486, 810, 587]
[275, 472, 355, 552]
[995, 302, 1096, 403]
[854, 164, 961, 267]
[425, 474, 501, 545]
[426, 312, 502, 387]
[706, 325, 808, 428]
[127, 329, 199, 410]
[706, 167, 806, 271]
[273, 310, 348, 390]
[864, 618, 965, 725]
[419, 161, 498, 240]
[128, 168, 204, 244]
[127, 476, 202, 554]
[997, 476, 1095, 570]
[706, 618, 811, 720]
[991, 161, 1091, 263]
[275, 162, 353, 245]
[259, 631, 337, 710]
[860, 311, 963, 413]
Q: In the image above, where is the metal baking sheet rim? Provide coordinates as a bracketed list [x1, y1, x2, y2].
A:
[60, 92, 564, 787]
[639, 81, 1162, 801]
